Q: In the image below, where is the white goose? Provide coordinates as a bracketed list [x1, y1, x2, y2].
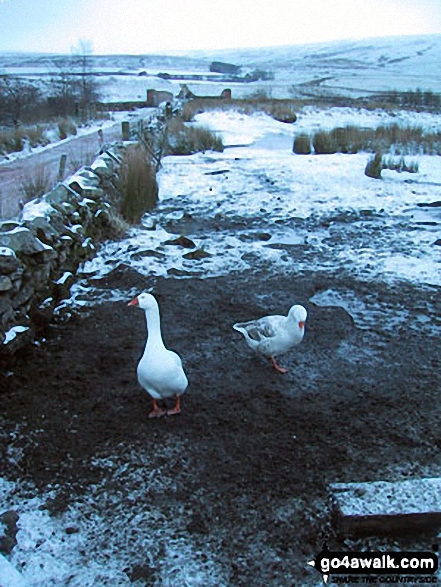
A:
[233, 304, 307, 373]
[128, 292, 188, 418]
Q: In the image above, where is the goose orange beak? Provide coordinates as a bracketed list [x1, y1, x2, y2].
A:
[128, 297, 139, 307]
[299, 321, 305, 329]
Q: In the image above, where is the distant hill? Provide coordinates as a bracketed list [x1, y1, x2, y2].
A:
[187, 34, 441, 96]
[1, 34, 440, 100]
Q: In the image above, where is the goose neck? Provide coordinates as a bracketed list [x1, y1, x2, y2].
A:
[144, 306, 164, 347]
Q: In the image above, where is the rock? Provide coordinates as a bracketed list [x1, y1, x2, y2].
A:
[0, 221, 20, 233]
[239, 232, 272, 242]
[67, 169, 103, 199]
[12, 281, 35, 307]
[53, 271, 75, 301]
[0, 227, 55, 257]
[126, 563, 157, 584]
[65, 526, 79, 535]
[183, 248, 212, 260]
[0, 510, 19, 555]
[0, 247, 20, 275]
[0, 298, 14, 326]
[76, 167, 100, 184]
[417, 201, 441, 208]
[21, 202, 66, 244]
[0, 276, 13, 292]
[130, 250, 165, 260]
[164, 236, 196, 248]
[44, 183, 79, 209]
[2, 325, 32, 353]
[90, 156, 114, 179]
[68, 181, 104, 199]
[167, 268, 203, 277]
[274, 113, 297, 124]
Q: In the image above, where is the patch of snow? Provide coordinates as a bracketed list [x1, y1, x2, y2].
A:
[0, 554, 26, 587]
[55, 272, 73, 286]
[20, 200, 56, 222]
[3, 326, 29, 345]
[0, 247, 16, 258]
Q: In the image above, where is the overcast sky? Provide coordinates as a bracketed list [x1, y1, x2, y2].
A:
[1, 0, 440, 54]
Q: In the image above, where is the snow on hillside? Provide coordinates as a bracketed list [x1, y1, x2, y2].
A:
[185, 34, 441, 97]
[1, 34, 440, 102]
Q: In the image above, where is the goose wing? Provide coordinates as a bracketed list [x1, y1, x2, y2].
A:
[234, 315, 284, 341]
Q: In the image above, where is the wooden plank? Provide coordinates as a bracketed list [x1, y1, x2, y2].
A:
[330, 477, 441, 536]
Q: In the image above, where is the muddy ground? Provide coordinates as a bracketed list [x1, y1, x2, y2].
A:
[1, 260, 441, 586]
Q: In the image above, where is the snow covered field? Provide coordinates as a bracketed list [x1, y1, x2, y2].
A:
[70, 106, 441, 328]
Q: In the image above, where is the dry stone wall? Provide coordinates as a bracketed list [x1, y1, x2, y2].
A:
[0, 145, 128, 354]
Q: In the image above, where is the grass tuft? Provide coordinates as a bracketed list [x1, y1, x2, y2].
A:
[58, 118, 78, 140]
[165, 117, 223, 155]
[117, 145, 158, 224]
[293, 134, 312, 154]
[20, 164, 53, 200]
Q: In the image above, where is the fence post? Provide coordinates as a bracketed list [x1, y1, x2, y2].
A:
[58, 154, 67, 181]
[122, 121, 130, 141]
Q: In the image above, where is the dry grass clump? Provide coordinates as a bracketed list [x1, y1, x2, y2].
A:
[293, 133, 312, 154]
[252, 99, 297, 123]
[309, 125, 441, 155]
[69, 147, 96, 173]
[0, 118, 76, 155]
[26, 124, 50, 148]
[365, 152, 419, 179]
[117, 144, 158, 223]
[20, 164, 54, 200]
[95, 207, 130, 240]
[180, 99, 226, 122]
[165, 117, 223, 155]
[58, 118, 78, 140]
[181, 97, 298, 124]
[0, 127, 25, 154]
[364, 152, 383, 179]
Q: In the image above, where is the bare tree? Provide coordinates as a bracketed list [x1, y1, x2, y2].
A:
[71, 39, 100, 120]
[48, 57, 77, 118]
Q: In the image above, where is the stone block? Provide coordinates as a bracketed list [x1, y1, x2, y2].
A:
[44, 183, 79, 208]
[330, 478, 441, 536]
[0, 247, 20, 275]
[0, 276, 13, 292]
[0, 227, 55, 257]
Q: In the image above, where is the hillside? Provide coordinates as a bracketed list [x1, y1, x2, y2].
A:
[1, 34, 440, 101]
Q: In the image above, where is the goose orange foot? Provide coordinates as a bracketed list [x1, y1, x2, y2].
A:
[167, 396, 181, 417]
[270, 356, 289, 374]
[148, 399, 167, 419]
